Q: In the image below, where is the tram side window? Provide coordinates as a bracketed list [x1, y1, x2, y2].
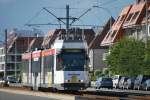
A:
[22, 60, 29, 73]
[32, 58, 41, 72]
[44, 55, 53, 74]
[56, 54, 63, 70]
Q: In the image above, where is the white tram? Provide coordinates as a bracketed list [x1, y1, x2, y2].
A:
[22, 29, 90, 90]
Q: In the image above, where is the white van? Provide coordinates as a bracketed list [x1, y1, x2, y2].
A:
[112, 75, 122, 88]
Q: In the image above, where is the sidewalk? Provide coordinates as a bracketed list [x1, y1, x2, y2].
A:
[0, 88, 75, 100]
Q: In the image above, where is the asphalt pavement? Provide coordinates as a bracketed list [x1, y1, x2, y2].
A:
[0, 91, 58, 100]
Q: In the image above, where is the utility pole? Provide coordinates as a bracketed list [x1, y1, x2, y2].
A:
[15, 41, 17, 78]
[66, 5, 69, 35]
[4, 29, 7, 78]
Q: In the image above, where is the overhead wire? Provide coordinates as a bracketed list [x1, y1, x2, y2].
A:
[25, 8, 43, 25]
[24, 0, 128, 30]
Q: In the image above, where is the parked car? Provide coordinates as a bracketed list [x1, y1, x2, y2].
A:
[124, 77, 135, 89]
[134, 75, 150, 90]
[141, 79, 150, 91]
[5, 76, 19, 85]
[118, 77, 128, 89]
[112, 75, 122, 88]
[95, 77, 113, 89]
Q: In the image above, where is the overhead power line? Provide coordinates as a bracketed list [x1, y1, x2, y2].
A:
[98, 0, 119, 6]
[25, 9, 43, 25]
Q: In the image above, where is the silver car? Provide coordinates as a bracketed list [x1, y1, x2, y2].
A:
[95, 77, 113, 89]
[141, 79, 150, 91]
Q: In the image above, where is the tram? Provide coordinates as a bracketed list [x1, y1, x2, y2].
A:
[22, 29, 90, 90]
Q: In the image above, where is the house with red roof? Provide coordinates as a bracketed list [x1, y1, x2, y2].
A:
[101, 0, 150, 46]
[89, 17, 115, 70]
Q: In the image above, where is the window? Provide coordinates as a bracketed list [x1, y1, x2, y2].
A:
[32, 57, 41, 73]
[56, 51, 86, 71]
[116, 16, 120, 22]
[120, 15, 125, 22]
[43, 55, 53, 73]
[106, 32, 110, 39]
[111, 31, 117, 38]
[148, 25, 150, 36]
[126, 13, 134, 22]
[131, 12, 139, 22]
[17, 56, 21, 61]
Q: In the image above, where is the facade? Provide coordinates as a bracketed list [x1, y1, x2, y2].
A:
[101, 0, 150, 46]
[0, 29, 44, 78]
[42, 28, 95, 49]
[89, 17, 115, 71]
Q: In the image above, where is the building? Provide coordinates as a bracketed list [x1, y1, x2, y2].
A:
[101, 0, 150, 46]
[89, 17, 115, 71]
[42, 28, 95, 49]
[0, 29, 44, 78]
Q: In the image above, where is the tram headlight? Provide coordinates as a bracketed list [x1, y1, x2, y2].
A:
[79, 80, 84, 83]
[65, 80, 70, 83]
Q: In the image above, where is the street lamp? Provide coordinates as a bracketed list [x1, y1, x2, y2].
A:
[4, 29, 7, 79]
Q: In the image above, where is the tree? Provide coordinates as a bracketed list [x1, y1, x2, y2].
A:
[106, 38, 145, 76]
[143, 40, 150, 75]
[94, 69, 103, 78]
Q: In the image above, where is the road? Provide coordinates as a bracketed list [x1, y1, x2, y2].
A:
[0, 91, 58, 100]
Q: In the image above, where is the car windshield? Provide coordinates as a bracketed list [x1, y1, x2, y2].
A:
[8, 77, 17, 81]
[102, 78, 112, 81]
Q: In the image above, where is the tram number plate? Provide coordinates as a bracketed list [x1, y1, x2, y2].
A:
[71, 75, 77, 83]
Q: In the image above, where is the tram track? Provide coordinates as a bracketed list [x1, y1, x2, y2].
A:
[1, 85, 150, 100]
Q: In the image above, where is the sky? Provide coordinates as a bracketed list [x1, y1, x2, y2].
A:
[0, 0, 134, 36]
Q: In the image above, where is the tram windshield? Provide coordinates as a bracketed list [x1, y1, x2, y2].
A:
[56, 49, 87, 71]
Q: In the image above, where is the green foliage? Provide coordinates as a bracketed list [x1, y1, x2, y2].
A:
[143, 40, 150, 75]
[90, 69, 105, 81]
[90, 73, 96, 81]
[106, 37, 146, 76]
[94, 70, 103, 78]
[103, 69, 109, 77]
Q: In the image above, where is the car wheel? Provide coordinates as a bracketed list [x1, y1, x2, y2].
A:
[138, 86, 140, 90]
[127, 86, 129, 90]
[98, 87, 101, 89]
[145, 85, 148, 91]
[8, 81, 10, 85]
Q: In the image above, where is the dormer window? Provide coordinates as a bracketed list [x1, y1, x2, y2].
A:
[120, 15, 125, 22]
[111, 30, 117, 38]
[116, 16, 120, 22]
[106, 32, 110, 39]
[126, 13, 134, 22]
[136, 0, 149, 4]
[131, 12, 139, 22]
